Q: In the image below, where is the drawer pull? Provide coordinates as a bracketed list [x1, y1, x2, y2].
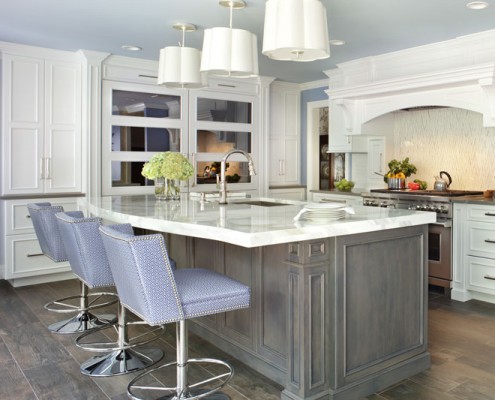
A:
[26, 253, 44, 258]
[26, 215, 31, 218]
[485, 212, 495, 217]
[484, 275, 495, 281]
[485, 239, 495, 244]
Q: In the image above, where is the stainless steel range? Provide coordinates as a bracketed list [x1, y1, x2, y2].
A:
[362, 189, 483, 290]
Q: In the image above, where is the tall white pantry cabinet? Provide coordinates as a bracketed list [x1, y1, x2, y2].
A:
[1, 45, 83, 285]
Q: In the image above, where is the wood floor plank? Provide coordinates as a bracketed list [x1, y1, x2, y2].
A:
[1, 321, 73, 370]
[0, 359, 37, 400]
[23, 358, 109, 400]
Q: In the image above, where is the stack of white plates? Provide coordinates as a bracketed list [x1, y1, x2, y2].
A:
[294, 202, 354, 222]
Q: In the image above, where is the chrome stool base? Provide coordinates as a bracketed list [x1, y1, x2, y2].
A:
[80, 348, 163, 377]
[47, 311, 116, 334]
[44, 281, 118, 335]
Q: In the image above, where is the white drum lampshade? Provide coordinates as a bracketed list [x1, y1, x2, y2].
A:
[157, 46, 206, 88]
[157, 22, 206, 89]
[262, 0, 330, 62]
[201, 27, 259, 77]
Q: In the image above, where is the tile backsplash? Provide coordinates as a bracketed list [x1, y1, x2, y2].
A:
[391, 107, 495, 191]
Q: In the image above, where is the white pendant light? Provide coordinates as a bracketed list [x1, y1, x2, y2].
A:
[262, 0, 330, 62]
[157, 23, 206, 88]
[201, 0, 258, 78]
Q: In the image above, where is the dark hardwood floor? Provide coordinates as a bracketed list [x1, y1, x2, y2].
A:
[1, 279, 495, 400]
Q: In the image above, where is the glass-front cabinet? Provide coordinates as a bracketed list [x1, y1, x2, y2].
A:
[188, 90, 259, 192]
[101, 80, 188, 195]
[101, 79, 260, 196]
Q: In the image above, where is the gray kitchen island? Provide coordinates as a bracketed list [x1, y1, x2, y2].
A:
[80, 195, 436, 400]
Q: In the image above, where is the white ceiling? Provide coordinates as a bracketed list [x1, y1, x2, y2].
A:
[2, 0, 495, 84]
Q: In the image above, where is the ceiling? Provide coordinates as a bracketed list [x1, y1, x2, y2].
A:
[1, 0, 495, 84]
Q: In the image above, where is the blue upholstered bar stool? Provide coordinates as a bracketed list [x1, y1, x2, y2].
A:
[27, 202, 117, 334]
[99, 225, 251, 400]
[55, 213, 165, 377]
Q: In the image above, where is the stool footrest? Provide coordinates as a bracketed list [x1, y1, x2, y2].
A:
[75, 324, 165, 352]
[44, 291, 118, 314]
[127, 358, 234, 400]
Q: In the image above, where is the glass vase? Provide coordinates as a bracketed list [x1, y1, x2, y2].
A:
[154, 177, 180, 201]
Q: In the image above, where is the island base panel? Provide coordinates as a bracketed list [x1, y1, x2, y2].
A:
[168, 225, 430, 400]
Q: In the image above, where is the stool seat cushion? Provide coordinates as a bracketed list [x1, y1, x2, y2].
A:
[174, 268, 250, 320]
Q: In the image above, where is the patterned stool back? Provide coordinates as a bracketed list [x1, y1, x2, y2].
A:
[27, 202, 72, 262]
[55, 213, 134, 288]
[99, 225, 183, 325]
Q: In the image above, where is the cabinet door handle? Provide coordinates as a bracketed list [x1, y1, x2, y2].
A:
[485, 213, 495, 217]
[485, 239, 495, 244]
[191, 153, 196, 187]
[26, 215, 31, 219]
[40, 158, 45, 179]
[26, 253, 44, 257]
[45, 158, 51, 179]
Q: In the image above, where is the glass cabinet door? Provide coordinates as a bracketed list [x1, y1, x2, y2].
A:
[101, 81, 188, 195]
[189, 92, 259, 191]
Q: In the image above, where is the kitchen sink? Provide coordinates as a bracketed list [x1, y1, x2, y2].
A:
[231, 200, 291, 207]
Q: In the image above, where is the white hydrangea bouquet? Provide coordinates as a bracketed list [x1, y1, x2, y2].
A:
[142, 152, 194, 200]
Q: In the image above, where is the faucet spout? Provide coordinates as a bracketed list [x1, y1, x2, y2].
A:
[219, 149, 256, 204]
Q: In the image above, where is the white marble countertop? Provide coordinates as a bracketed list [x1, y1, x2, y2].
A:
[79, 195, 436, 248]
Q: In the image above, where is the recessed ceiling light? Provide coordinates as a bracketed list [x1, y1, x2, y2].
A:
[121, 45, 142, 51]
[329, 39, 345, 46]
[466, 1, 489, 9]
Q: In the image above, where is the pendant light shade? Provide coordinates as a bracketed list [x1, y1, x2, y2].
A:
[262, 0, 330, 62]
[200, 0, 259, 78]
[157, 23, 206, 88]
[201, 27, 258, 77]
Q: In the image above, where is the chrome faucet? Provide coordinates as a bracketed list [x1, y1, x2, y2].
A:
[219, 149, 256, 204]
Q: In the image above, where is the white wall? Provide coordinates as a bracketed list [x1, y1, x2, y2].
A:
[391, 107, 495, 191]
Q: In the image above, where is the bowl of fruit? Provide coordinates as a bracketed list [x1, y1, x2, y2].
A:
[335, 178, 355, 192]
[385, 158, 417, 190]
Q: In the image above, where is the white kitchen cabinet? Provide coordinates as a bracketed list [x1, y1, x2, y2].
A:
[269, 82, 300, 186]
[1, 52, 82, 196]
[310, 191, 363, 207]
[348, 136, 386, 189]
[452, 203, 495, 303]
[0, 197, 79, 286]
[268, 187, 306, 201]
[328, 101, 351, 152]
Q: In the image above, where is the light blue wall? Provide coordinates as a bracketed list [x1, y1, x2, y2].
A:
[300, 86, 328, 185]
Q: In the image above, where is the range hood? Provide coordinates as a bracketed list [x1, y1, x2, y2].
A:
[324, 30, 495, 134]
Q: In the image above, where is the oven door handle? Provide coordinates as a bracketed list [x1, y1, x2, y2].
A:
[430, 220, 452, 228]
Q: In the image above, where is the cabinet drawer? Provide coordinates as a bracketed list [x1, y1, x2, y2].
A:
[5, 234, 71, 279]
[467, 204, 495, 223]
[467, 221, 495, 258]
[467, 256, 495, 294]
[4, 197, 80, 235]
